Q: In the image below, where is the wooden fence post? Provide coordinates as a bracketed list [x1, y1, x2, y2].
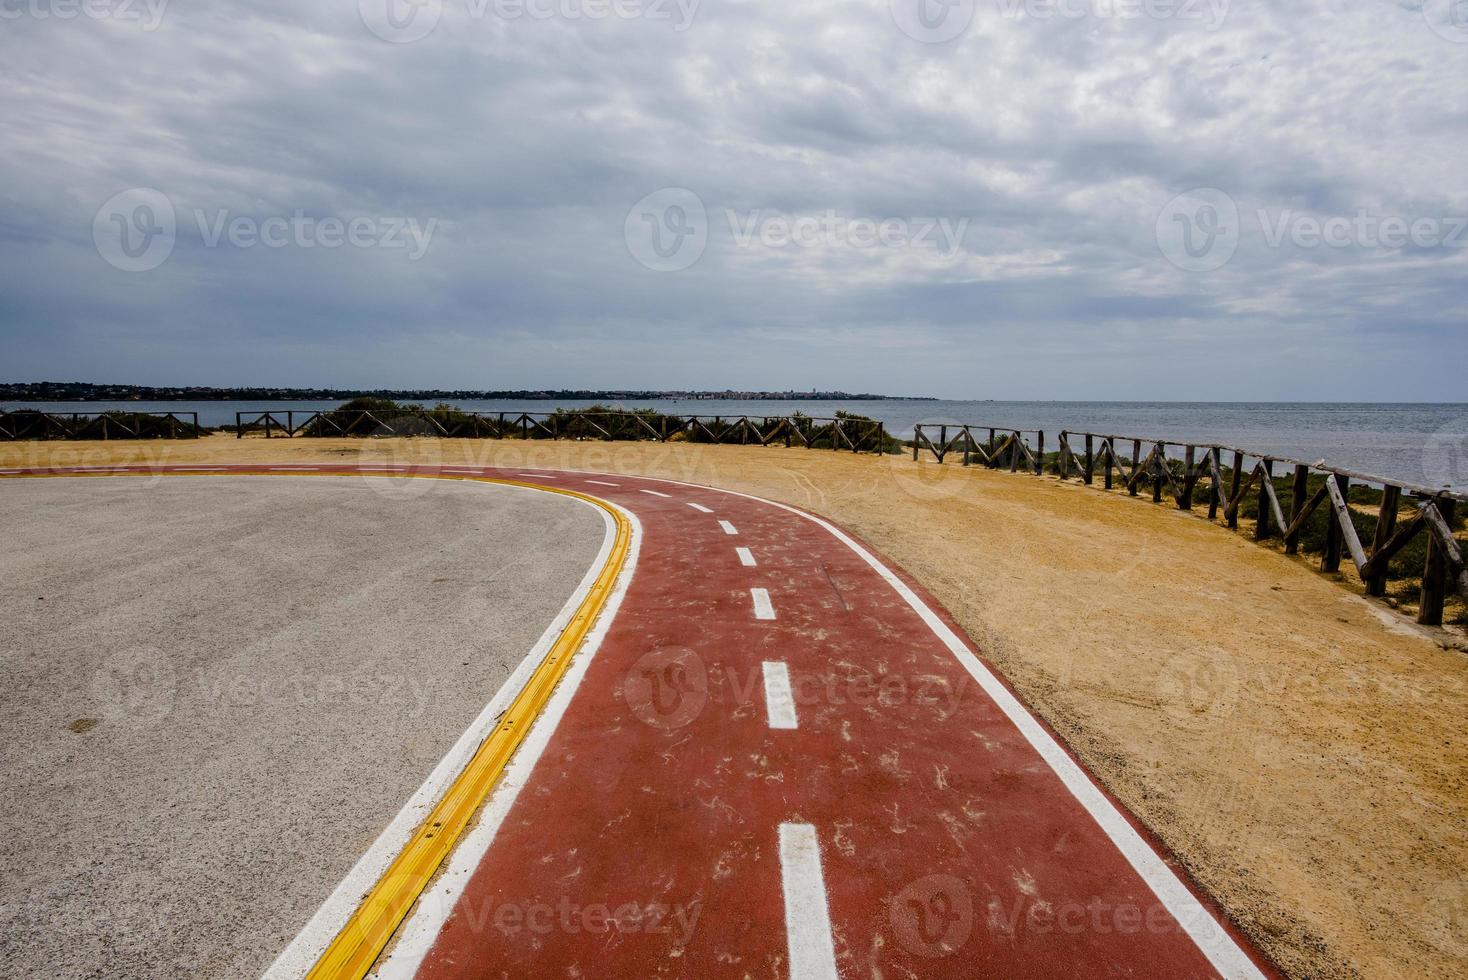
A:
[1181, 445, 1197, 510]
[1367, 485, 1401, 597]
[1321, 474, 1349, 573]
[1035, 431, 1045, 475]
[1152, 446, 1164, 504]
[1418, 499, 1458, 626]
[1286, 464, 1310, 554]
[1255, 459, 1275, 539]
[1083, 434, 1094, 485]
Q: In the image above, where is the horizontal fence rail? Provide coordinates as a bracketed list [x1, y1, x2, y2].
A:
[234, 410, 889, 454]
[0, 410, 201, 441]
[1052, 430, 1467, 627]
[912, 424, 1045, 474]
[910, 420, 1464, 625]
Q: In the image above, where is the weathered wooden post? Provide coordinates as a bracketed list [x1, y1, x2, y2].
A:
[1129, 440, 1142, 496]
[1321, 474, 1349, 573]
[1035, 431, 1045, 475]
[1285, 464, 1311, 554]
[1255, 460, 1275, 539]
[1225, 451, 1243, 525]
[1367, 485, 1401, 597]
[1083, 434, 1094, 486]
[912, 424, 920, 461]
[1181, 445, 1197, 510]
[1152, 445, 1164, 503]
[1418, 498, 1458, 626]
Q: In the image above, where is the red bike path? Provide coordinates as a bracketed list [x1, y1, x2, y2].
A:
[3, 463, 1279, 980]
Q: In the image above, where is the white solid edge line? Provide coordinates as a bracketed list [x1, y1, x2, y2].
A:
[736, 546, 756, 567]
[762, 662, 798, 730]
[638, 488, 672, 498]
[751, 587, 776, 621]
[260, 482, 626, 980]
[687, 502, 714, 514]
[597, 472, 1267, 980]
[778, 823, 840, 980]
[372, 507, 642, 979]
[719, 520, 738, 536]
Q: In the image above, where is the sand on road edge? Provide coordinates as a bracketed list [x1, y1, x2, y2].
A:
[4, 435, 1466, 979]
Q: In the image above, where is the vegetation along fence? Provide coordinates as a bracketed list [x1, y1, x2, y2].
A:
[233, 404, 893, 453]
[911, 423, 1467, 627]
[0, 410, 201, 440]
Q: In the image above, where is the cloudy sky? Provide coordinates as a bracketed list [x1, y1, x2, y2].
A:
[1, 0, 1465, 399]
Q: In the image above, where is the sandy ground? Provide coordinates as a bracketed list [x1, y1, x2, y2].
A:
[3, 435, 1466, 979]
[0, 475, 603, 980]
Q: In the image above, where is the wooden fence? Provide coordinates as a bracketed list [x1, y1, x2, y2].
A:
[911, 424, 1045, 474]
[235, 409, 889, 453]
[910, 422, 1465, 625]
[0, 410, 201, 440]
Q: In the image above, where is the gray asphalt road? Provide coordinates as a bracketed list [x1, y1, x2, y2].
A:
[0, 475, 604, 980]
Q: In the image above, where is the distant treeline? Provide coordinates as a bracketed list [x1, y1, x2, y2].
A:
[0, 382, 929, 402]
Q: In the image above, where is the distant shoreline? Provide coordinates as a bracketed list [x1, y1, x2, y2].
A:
[0, 384, 934, 403]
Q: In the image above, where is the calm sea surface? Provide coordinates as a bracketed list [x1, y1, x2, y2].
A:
[5, 399, 1466, 490]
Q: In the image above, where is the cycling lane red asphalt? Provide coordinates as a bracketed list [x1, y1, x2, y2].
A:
[2, 463, 1277, 979]
[398, 466, 1278, 980]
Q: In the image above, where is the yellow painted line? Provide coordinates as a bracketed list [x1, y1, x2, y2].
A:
[0, 465, 632, 980]
[305, 476, 630, 980]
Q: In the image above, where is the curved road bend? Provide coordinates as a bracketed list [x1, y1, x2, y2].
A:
[0, 475, 604, 980]
[1, 464, 1279, 979]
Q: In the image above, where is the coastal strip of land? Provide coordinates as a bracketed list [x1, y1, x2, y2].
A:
[3, 436, 1465, 979]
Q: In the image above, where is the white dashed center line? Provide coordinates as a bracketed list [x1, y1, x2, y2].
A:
[585, 480, 620, 487]
[751, 588, 776, 620]
[639, 489, 672, 498]
[736, 547, 756, 567]
[718, 520, 739, 536]
[762, 662, 798, 730]
[778, 824, 839, 980]
[519, 473, 557, 479]
[686, 502, 714, 514]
